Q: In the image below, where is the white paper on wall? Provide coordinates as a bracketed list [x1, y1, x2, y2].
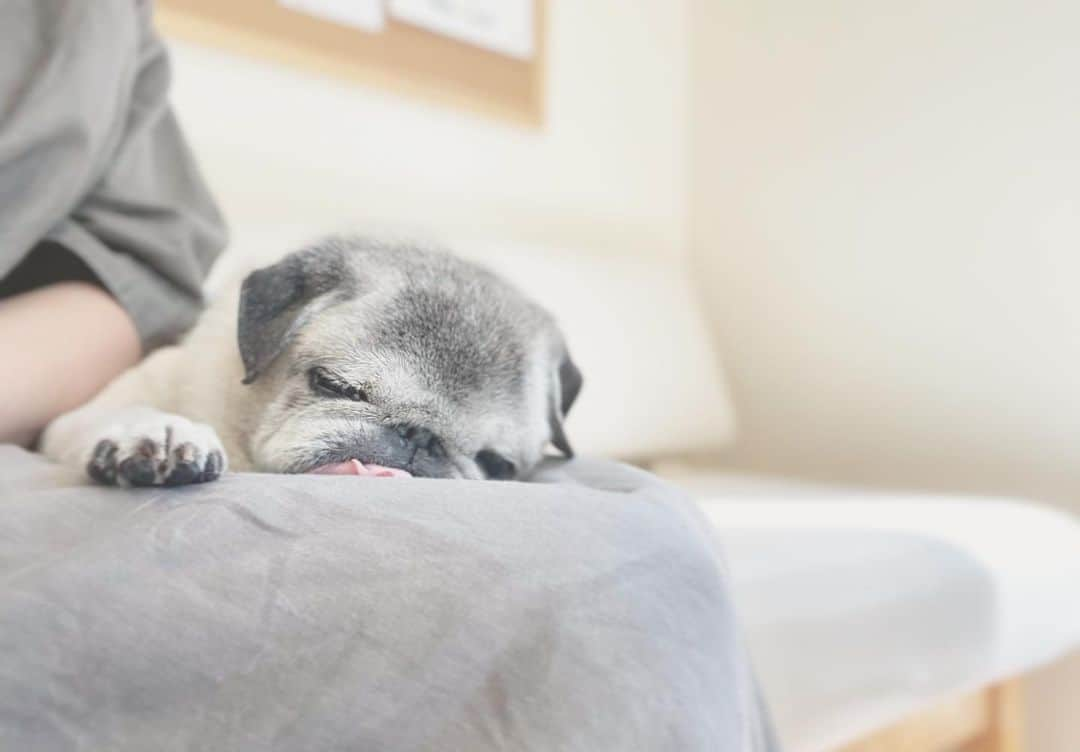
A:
[388, 0, 534, 60]
[279, 0, 386, 32]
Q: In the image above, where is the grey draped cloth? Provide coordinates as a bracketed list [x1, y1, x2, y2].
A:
[0, 447, 779, 752]
[0, 0, 225, 349]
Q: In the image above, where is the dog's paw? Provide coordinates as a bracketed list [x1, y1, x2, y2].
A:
[84, 411, 227, 487]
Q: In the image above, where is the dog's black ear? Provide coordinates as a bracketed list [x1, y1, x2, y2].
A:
[238, 247, 348, 384]
[548, 351, 583, 458]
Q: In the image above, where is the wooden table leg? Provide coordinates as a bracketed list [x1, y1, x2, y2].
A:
[960, 679, 1026, 752]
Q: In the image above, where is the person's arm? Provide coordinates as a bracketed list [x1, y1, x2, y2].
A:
[0, 282, 140, 446]
[0, 2, 225, 446]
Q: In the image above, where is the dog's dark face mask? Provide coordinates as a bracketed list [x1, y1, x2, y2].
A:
[236, 237, 582, 480]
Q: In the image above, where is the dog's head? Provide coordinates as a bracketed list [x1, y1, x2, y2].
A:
[235, 237, 582, 480]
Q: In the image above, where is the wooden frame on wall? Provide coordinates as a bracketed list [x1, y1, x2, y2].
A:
[155, 0, 546, 127]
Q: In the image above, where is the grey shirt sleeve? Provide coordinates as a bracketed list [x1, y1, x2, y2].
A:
[0, 0, 226, 350]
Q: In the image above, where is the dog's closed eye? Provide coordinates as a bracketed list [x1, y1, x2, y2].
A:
[309, 367, 369, 402]
[475, 450, 516, 480]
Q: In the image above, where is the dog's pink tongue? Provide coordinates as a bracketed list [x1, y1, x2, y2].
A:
[308, 459, 411, 478]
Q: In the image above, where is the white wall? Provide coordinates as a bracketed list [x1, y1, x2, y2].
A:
[690, 0, 1080, 504]
[166, 0, 689, 273]
[689, 1, 1080, 749]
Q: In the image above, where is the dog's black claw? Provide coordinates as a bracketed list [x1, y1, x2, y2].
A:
[165, 462, 201, 486]
[132, 438, 159, 458]
[200, 450, 224, 482]
[87, 439, 119, 485]
[164, 442, 202, 486]
[118, 455, 158, 487]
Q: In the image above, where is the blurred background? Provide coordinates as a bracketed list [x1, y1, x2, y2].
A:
[156, 1, 1080, 749]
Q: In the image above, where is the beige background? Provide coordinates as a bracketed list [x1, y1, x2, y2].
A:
[168, 0, 690, 269]
[688, 1, 1080, 749]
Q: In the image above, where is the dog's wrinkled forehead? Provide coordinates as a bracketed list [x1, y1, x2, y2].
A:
[369, 285, 530, 403]
[240, 239, 546, 381]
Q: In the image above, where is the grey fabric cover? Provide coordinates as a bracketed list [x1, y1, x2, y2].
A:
[0, 447, 778, 752]
[0, 0, 226, 349]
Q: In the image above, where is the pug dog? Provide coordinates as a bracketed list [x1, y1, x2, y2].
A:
[41, 236, 582, 484]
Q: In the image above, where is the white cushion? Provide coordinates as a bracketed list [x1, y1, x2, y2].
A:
[466, 244, 736, 459]
[655, 467, 1080, 751]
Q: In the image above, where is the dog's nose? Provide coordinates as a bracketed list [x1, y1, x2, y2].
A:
[396, 424, 430, 447]
[395, 425, 445, 458]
